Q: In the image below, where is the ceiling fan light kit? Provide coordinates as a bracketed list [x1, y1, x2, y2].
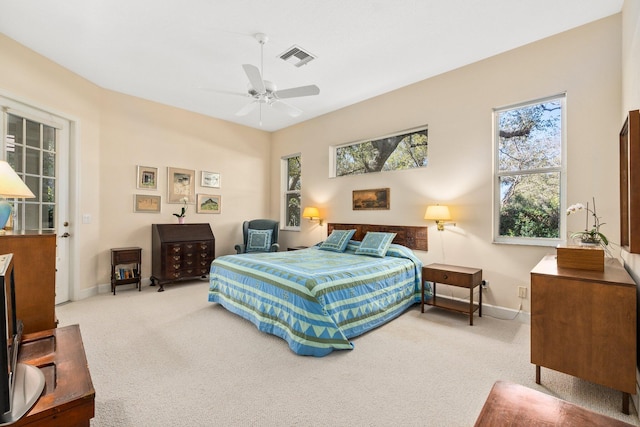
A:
[236, 33, 320, 125]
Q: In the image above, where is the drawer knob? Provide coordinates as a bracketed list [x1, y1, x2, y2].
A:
[443, 274, 448, 279]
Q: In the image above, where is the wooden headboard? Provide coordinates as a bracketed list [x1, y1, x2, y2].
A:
[327, 223, 428, 251]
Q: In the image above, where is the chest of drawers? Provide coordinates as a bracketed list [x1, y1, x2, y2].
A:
[530, 255, 636, 414]
[150, 223, 215, 291]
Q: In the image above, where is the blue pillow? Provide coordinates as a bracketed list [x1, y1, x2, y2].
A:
[247, 229, 273, 252]
[319, 229, 356, 252]
[355, 232, 396, 257]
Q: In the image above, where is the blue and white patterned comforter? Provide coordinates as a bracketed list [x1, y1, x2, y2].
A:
[208, 242, 422, 356]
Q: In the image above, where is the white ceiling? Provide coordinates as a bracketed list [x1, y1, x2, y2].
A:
[0, 0, 623, 132]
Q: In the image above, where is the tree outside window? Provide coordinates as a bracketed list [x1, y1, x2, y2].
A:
[495, 95, 565, 244]
[334, 126, 427, 177]
[283, 154, 301, 228]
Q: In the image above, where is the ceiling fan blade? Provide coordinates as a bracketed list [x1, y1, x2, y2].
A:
[271, 100, 302, 117]
[242, 64, 265, 94]
[235, 100, 258, 116]
[275, 85, 320, 99]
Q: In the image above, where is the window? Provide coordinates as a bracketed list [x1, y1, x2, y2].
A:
[282, 154, 301, 229]
[4, 113, 58, 231]
[331, 126, 427, 177]
[494, 94, 566, 245]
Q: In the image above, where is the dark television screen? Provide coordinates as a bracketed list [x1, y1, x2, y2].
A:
[0, 253, 19, 415]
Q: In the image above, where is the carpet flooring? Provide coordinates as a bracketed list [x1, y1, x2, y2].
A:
[55, 280, 640, 426]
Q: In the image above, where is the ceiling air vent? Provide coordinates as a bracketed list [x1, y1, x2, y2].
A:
[278, 45, 316, 67]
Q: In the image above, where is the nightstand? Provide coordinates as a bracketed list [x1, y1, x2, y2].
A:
[110, 247, 142, 295]
[421, 263, 482, 325]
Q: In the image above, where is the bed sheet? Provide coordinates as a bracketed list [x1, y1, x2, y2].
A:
[208, 243, 422, 356]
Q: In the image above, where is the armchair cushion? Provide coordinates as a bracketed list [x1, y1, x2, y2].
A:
[247, 229, 273, 253]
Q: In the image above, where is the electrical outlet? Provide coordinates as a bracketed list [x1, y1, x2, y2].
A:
[482, 280, 489, 289]
[518, 286, 527, 299]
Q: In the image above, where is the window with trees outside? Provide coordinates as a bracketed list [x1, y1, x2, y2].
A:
[332, 126, 428, 177]
[282, 154, 301, 229]
[494, 94, 565, 245]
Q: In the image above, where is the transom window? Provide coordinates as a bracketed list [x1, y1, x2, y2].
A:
[331, 126, 428, 177]
[493, 94, 566, 245]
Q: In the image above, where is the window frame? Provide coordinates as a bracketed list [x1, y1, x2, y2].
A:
[492, 94, 567, 247]
[281, 153, 301, 231]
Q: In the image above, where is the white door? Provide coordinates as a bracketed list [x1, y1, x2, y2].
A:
[1, 98, 71, 304]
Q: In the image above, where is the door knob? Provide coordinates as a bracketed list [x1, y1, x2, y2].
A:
[61, 232, 71, 238]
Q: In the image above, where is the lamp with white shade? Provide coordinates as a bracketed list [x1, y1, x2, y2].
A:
[424, 204, 455, 231]
[0, 160, 36, 233]
[302, 207, 323, 226]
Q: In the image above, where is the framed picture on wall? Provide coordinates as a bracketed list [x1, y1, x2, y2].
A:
[196, 194, 221, 214]
[134, 194, 161, 213]
[136, 165, 158, 190]
[167, 167, 195, 203]
[201, 171, 221, 188]
[620, 110, 640, 253]
[352, 188, 390, 210]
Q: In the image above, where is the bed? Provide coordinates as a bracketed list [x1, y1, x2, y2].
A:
[208, 224, 427, 356]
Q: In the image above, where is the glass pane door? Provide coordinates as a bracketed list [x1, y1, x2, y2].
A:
[5, 113, 56, 231]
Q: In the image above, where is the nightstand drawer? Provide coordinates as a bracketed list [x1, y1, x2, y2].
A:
[423, 264, 481, 288]
[111, 247, 141, 264]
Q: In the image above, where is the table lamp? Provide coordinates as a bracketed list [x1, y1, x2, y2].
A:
[0, 160, 36, 232]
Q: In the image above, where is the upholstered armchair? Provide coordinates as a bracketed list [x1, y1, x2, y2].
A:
[235, 219, 280, 254]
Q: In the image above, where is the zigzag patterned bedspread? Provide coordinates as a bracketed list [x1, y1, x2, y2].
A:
[208, 243, 422, 356]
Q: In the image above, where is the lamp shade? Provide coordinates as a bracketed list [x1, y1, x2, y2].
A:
[424, 205, 451, 221]
[0, 161, 35, 198]
[0, 160, 36, 230]
[302, 207, 320, 219]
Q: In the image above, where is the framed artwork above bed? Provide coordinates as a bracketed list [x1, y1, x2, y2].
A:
[352, 188, 390, 210]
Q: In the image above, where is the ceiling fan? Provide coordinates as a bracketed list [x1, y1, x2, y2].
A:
[236, 33, 320, 124]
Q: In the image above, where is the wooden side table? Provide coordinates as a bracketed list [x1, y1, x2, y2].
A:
[16, 325, 95, 426]
[421, 263, 483, 325]
[110, 247, 142, 295]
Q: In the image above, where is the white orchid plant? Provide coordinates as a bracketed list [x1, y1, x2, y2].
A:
[566, 197, 608, 247]
[173, 197, 188, 218]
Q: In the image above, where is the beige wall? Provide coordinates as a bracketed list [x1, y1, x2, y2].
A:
[0, 33, 272, 298]
[0, 32, 103, 299]
[99, 91, 271, 290]
[272, 15, 622, 313]
[0, 13, 627, 311]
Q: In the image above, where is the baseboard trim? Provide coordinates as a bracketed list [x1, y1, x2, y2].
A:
[72, 278, 153, 300]
[425, 292, 531, 324]
[478, 301, 530, 324]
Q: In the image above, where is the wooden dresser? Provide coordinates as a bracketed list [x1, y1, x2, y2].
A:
[150, 224, 215, 291]
[0, 232, 56, 334]
[530, 255, 636, 414]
